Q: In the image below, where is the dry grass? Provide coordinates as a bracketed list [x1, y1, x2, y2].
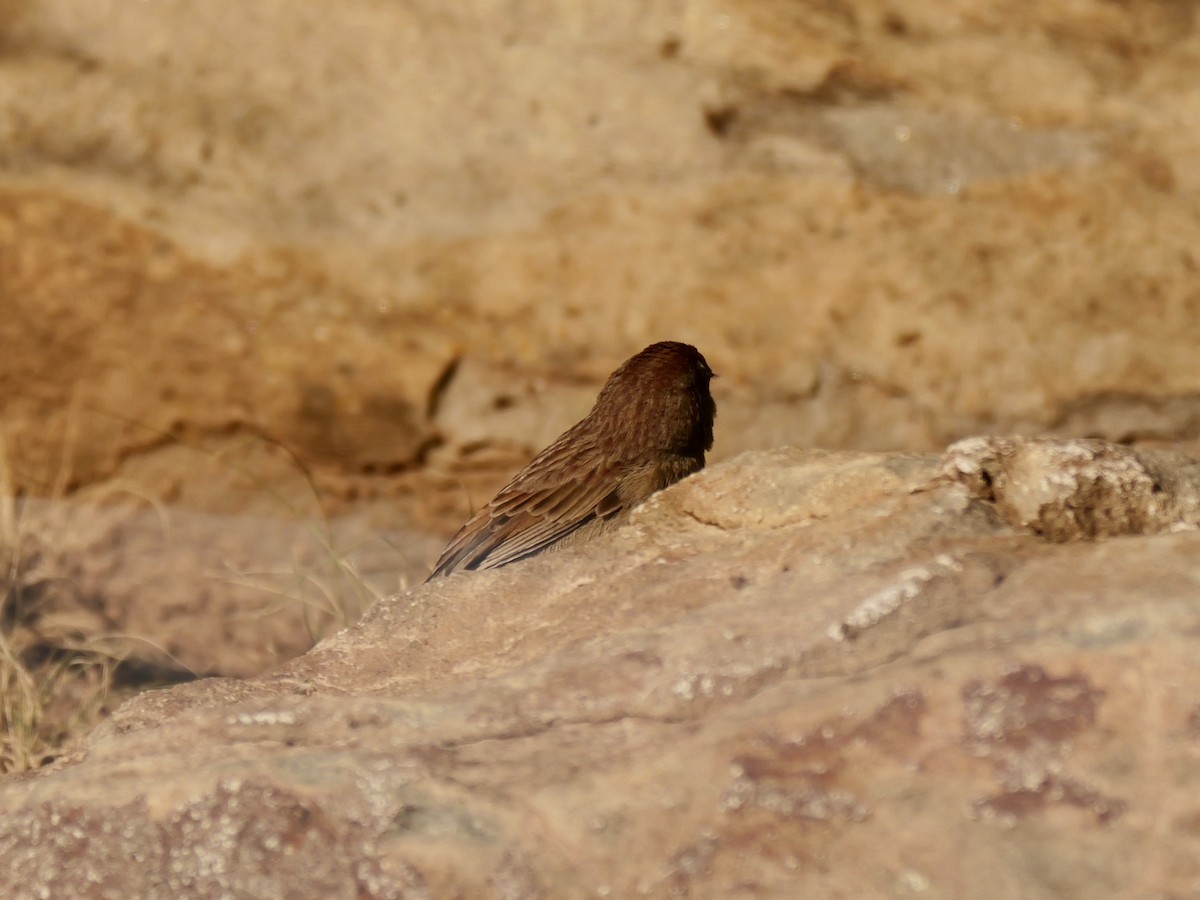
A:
[0, 630, 118, 774]
[0, 422, 389, 774]
[0, 430, 166, 774]
[216, 539, 384, 645]
[199, 431, 390, 642]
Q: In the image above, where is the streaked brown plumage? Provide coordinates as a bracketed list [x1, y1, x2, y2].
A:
[427, 341, 716, 579]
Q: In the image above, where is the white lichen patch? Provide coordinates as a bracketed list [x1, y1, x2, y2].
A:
[828, 554, 962, 641]
[228, 710, 298, 727]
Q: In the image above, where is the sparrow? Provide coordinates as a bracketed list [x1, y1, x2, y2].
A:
[428, 341, 716, 578]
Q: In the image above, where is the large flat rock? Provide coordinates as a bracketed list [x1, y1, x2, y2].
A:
[2, 437, 1198, 898]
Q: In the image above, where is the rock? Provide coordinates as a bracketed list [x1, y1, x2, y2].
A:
[2, 438, 1198, 897]
[945, 435, 1200, 540]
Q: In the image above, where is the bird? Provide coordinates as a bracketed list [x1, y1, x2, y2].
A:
[427, 341, 716, 579]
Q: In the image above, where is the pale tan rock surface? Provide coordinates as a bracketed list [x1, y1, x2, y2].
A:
[2, 438, 1199, 898]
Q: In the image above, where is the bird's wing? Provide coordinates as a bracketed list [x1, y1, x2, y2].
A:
[427, 442, 627, 578]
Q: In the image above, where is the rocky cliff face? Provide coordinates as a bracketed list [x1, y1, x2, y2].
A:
[4, 0, 1199, 503]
